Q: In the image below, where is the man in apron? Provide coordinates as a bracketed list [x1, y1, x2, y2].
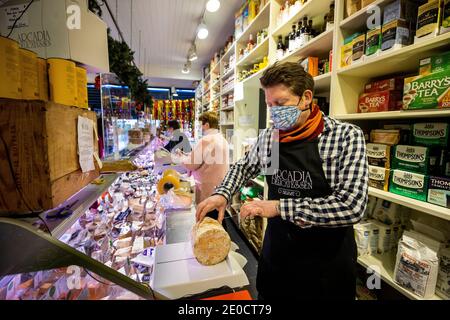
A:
[196, 62, 369, 300]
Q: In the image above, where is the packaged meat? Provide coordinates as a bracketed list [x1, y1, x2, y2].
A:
[392, 145, 430, 174]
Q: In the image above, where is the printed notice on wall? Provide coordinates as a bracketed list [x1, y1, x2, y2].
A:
[78, 116, 95, 173]
[3, 4, 30, 30]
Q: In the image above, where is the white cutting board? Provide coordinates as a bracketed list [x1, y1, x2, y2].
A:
[152, 242, 249, 299]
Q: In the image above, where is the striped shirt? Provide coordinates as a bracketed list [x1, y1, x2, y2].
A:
[214, 114, 369, 228]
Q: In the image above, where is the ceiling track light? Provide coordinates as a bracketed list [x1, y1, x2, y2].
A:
[188, 44, 198, 62]
[206, 0, 221, 13]
[197, 21, 209, 40]
[182, 60, 191, 74]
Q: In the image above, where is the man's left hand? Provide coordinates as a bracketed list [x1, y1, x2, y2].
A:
[240, 200, 280, 219]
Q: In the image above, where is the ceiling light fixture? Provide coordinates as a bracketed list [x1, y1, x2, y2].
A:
[182, 60, 191, 74]
[197, 22, 209, 40]
[206, 0, 221, 13]
[188, 44, 198, 61]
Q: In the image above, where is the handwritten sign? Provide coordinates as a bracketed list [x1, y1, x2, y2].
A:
[77, 116, 95, 173]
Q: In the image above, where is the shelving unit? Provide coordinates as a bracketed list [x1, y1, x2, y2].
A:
[196, 0, 450, 301]
[357, 254, 443, 301]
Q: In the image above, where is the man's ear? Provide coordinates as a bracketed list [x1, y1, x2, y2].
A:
[303, 90, 313, 106]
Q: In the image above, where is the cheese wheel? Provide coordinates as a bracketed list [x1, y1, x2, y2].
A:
[191, 217, 231, 266]
[163, 169, 180, 179]
[157, 174, 180, 194]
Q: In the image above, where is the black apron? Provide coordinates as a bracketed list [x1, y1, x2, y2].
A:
[257, 138, 357, 300]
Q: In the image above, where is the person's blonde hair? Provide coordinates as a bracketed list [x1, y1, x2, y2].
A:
[199, 112, 219, 129]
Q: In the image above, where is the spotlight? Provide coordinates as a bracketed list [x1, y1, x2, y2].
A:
[206, 0, 220, 13]
[188, 44, 198, 61]
[197, 22, 209, 40]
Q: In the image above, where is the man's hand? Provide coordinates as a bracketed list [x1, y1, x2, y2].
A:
[196, 195, 228, 223]
[240, 200, 280, 220]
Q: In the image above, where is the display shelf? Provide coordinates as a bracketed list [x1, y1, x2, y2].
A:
[340, 0, 389, 33]
[221, 106, 235, 111]
[212, 79, 221, 88]
[314, 73, 332, 94]
[357, 254, 442, 300]
[277, 28, 334, 64]
[240, 67, 267, 86]
[40, 173, 120, 239]
[337, 33, 450, 78]
[221, 122, 234, 126]
[222, 67, 235, 80]
[236, 37, 269, 69]
[334, 109, 450, 120]
[221, 86, 235, 96]
[368, 187, 450, 222]
[236, 1, 271, 43]
[271, 0, 334, 38]
[251, 178, 265, 188]
[221, 42, 236, 64]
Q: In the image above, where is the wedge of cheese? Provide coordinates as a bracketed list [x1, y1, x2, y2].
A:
[191, 217, 231, 266]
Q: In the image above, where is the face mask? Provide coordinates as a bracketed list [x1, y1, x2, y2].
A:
[270, 97, 310, 131]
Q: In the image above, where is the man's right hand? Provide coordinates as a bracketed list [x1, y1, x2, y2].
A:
[196, 195, 228, 223]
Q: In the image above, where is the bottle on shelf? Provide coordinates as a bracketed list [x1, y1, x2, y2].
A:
[284, 36, 290, 55]
[295, 20, 303, 50]
[308, 19, 315, 40]
[282, 1, 290, 24]
[327, 1, 335, 30]
[289, 24, 297, 52]
[299, 16, 308, 47]
[277, 35, 285, 60]
[248, 34, 255, 52]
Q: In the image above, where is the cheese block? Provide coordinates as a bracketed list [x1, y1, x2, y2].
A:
[191, 217, 231, 266]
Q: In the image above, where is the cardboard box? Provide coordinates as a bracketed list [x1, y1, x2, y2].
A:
[416, 0, 441, 39]
[441, 0, 450, 34]
[371, 129, 401, 145]
[412, 123, 449, 147]
[392, 145, 430, 174]
[383, 0, 418, 24]
[367, 143, 391, 168]
[352, 33, 366, 61]
[365, 77, 404, 93]
[365, 27, 382, 56]
[0, 99, 100, 215]
[419, 51, 450, 75]
[389, 169, 429, 201]
[403, 71, 450, 110]
[358, 90, 403, 113]
[428, 176, 450, 208]
[381, 19, 411, 51]
[369, 165, 390, 191]
[300, 57, 319, 77]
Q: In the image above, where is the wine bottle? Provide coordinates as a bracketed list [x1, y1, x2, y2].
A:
[295, 20, 302, 50]
[289, 24, 296, 52]
[277, 35, 284, 60]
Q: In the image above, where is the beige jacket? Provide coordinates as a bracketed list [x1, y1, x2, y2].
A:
[178, 129, 229, 205]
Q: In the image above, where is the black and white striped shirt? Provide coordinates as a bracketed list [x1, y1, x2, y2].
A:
[214, 114, 369, 228]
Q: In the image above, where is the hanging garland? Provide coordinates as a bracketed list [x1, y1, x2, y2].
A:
[88, 0, 153, 110]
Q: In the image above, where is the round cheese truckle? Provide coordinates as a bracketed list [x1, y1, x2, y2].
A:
[191, 217, 231, 266]
[163, 169, 180, 179]
[157, 174, 181, 195]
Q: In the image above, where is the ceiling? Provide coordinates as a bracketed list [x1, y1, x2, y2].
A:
[101, 0, 243, 88]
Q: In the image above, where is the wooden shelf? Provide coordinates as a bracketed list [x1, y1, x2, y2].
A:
[221, 42, 236, 64]
[340, 0, 391, 33]
[221, 86, 235, 96]
[277, 28, 334, 64]
[314, 73, 332, 93]
[368, 187, 450, 222]
[240, 67, 267, 86]
[337, 33, 450, 78]
[334, 109, 450, 120]
[357, 254, 442, 300]
[272, 0, 333, 38]
[236, 37, 269, 68]
[236, 1, 271, 43]
[221, 68, 235, 80]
